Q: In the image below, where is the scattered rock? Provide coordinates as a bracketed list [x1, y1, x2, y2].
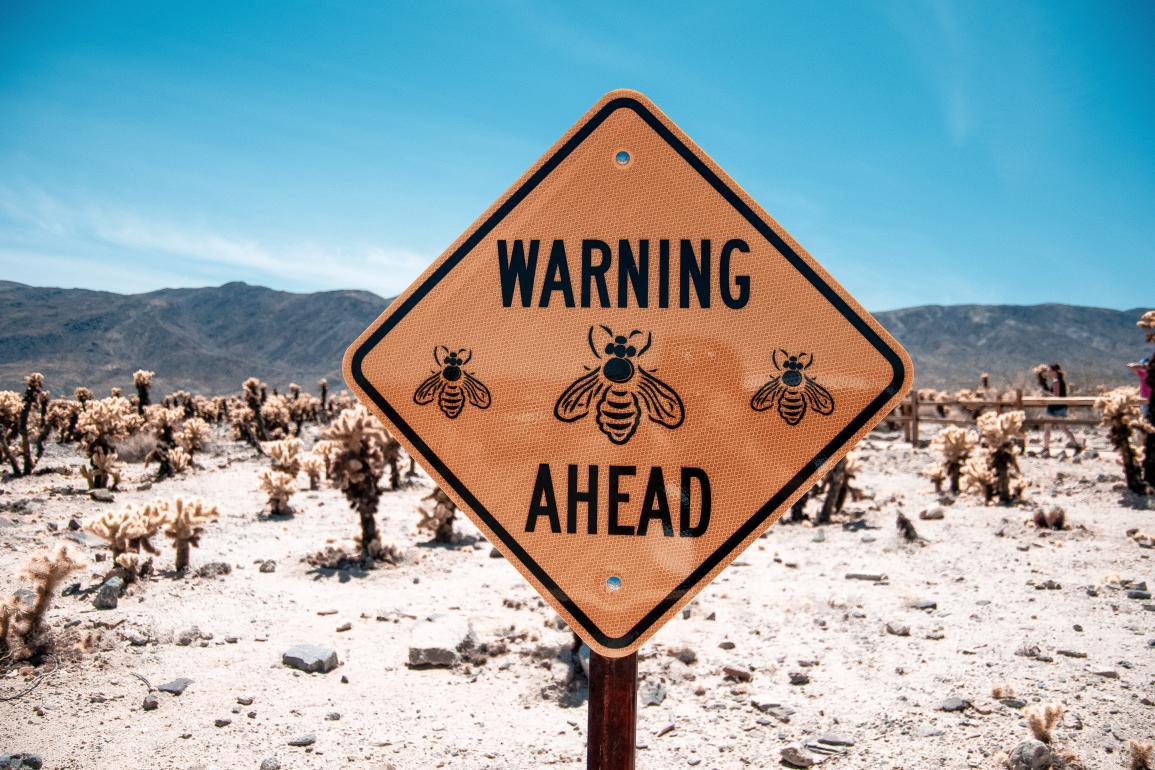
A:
[325, 711, 341, 721]
[1008, 739, 1051, 770]
[722, 665, 752, 682]
[158, 678, 193, 696]
[287, 734, 316, 747]
[282, 644, 339, 674]
[214, 718, 231, 728]
[1127, 589, 1151, 600]
[639, 679, 667, 706]
[92, 576, 122, 610]
[1094, 670, 1119, 679]
[237, 695, 255, 706]
[885, 622, 910, 637]
[1000, 698, 1027, 709]
[407, 614, 477, 668]
[912, 599, 937, 611]
[259, 760, 281, 770]
[195, 561, 231, 579]
[336, 622, 352, 632]
[1056, 649, 1087, 659]
[667, 645, 697, 665]
[258, 560, 276, 573]
[941, 697, 969, 712]
[489, 547, 503, 559]
[919, 506, 944, 520]
[0, 755, 43, 770]
[918, 725, 944, 737]
[845, 573, 886, 582]
[788, 671, 810, 686]
[90, 489, 114, 503]
[780, 745, 817, 767]
[176, 626, 202, 646]
[141, 694, 159, 711]
[817, 733, 854, 747]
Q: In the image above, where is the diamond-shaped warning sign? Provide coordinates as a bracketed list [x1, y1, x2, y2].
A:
[344, 90, 912, 657]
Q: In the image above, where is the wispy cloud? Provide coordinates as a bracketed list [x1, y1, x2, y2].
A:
[0, 186, 430, 297]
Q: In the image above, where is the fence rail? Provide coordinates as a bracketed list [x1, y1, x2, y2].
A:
[881, 390, 1122, 445]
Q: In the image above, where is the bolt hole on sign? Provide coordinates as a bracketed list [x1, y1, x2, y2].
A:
[344, 90, 912, 657]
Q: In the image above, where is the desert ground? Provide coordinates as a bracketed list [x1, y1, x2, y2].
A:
[1, 422, 1152, 770]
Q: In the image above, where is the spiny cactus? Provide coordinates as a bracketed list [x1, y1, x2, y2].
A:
[163, 497, 219, 572]
[318, 378, 329, 421]
[931, 425, 977, 494]
[301, 454, 324, 491]
[132, 369, 154, 414]
[177, 417, 212, 453]
[417, 488, 458, 543]
[1131, 740, 1154, 770]
[0, 373, 52, 477]
[317, 405, 391, 563]
[1094, 387, 1149, 495]
[258, 469, 296, 516]
[76, 395, 141, 489]
[814, 453, 864, 525]
[1025, 702, 1065, 744]
[1, 545, 83, 662]
[261, 437, 302, 475]
[976, 411, 1026, 504]
[961, 453, 996, 504]
[85, 502, 166, 580]
[1139, 310, 1155, 344]
[144, 405, 189, 480]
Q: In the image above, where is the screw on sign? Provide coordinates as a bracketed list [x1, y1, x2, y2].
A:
[344, 89, 913, 769]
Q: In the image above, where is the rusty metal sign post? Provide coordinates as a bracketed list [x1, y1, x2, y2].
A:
[344, 89, 912, 769]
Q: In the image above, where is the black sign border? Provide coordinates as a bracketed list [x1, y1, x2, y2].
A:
[350, 96, 907, 649]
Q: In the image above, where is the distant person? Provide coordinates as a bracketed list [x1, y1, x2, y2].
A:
[1128, 355, 1151, 416]
[1041, 363, 1081, 454]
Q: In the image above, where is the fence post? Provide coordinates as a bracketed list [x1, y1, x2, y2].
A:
[910, 390, 920, 446]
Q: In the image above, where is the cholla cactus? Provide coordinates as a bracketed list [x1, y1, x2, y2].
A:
[961, 453, 996, 504]
[261, 393, 292, 439]
[1094, 387, 1150, 494]
[417, 488, 458, 543]
[258, 469, 296, 516]
[318, 378, 329, 421]
[132, 369, 154, 413]
[261, 437, 302, 475]
[85, 502, 166, 580]
[76, 396, 141, 489]
[163, 497, 219, 572]
[317, 405, 391, 562]
[47, 398, 81, 444]
[239, 376, 269, 444]
[177, 417, 212, 453]
[1025, 702, 1065, 744]
[930, 426, 977, 494]
[976, 411, 1026, 504]
[301, 454, 324, 490]
[0, 373, 52, 477]
[144, 405, 189, 480]
[0, 545, 84, 661]
[1138, 310, 1155, 344]
[815, 453, 864, 525]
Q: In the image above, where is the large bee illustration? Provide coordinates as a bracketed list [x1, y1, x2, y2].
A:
[555, 326, 684, 445]
[414, 346, 492, 419]
[751, 350, 835, 426]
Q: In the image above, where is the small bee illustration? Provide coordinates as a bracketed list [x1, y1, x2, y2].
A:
[555, 326, 684, 445]
[751, 350, 835, 426]
[414, 346, 492, 419]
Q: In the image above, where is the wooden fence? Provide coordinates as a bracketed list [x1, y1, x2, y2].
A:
[882, 390, 1110, 445]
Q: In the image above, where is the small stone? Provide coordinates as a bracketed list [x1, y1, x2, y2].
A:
[282, 644, 339, 674]
[780, 745, 816, 767]
[1127, 590, 1151, 600]
[925, 630, 945, 640]
[214, 718, 231, 728]
[639, 679, 667, 706]
[195, 561, 231, 579]
[788, 671, 810, 686]
[1056, 650, 1087, 659]
[142, 694, 159, 711]
[123, 629, 149, 646]
[93, 576, 122, 610]
[718, 640, 736, 650]
[407, 615, 477, 668]
[941, 697, 969, 712]
[811, 529, 826, 543]
[325, 711, 341, 720]
[912, 599, 937, 610]
[259, 560, 276, 573]
[1001, 698, 1027, 709]
[237, 695, 255, 705]
[90, 489, 114, 503]
[722, 665, 752, 682]
[287, 734, 316, 747]
[489, 547, 503, 559]
[1008, 739, 1051, 770]
[818, 733, 854, 747]
[260, 760, 281, 770]
[158, 678, 192, 696]
[176, 626, 201, 646]
[919, 506, 944, 520]
[845, 573, 886, 582]
[918, 725, 944, 737]
[668, 645, 697, 665]
[0, 755, 43, 770]
[336, 622, 352, 632]
[1094, 670, 1119, 679]
[886, 622, 910, 637]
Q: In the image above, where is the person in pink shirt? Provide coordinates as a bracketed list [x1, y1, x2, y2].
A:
[1128, 355, 1151, 417]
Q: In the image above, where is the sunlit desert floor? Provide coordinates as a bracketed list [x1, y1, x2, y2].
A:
[2, 428, 1152, 770]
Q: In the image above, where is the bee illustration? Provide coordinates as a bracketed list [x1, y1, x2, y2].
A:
[555, 326, 684, 445]
[414, 346, 492, 419]
[751, 350, 835, 426]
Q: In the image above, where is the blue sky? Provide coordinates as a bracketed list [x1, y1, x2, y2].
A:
[0, 1, 1151, 310]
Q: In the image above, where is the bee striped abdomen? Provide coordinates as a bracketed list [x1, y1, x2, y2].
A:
[597, 387, 640, 444]
[778, 390, 806, 425]
[439, 384, 465, 419]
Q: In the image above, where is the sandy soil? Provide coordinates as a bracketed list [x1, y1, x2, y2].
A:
[1, 426, 1152, 770]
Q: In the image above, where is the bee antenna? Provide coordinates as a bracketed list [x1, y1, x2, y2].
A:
[434, 345, 449, 365]
[587, 326, 603, 359]
[772, 350, 780, 370]
[459, 348, 472, 366]
[802, 352, 813, 368]
[637, 331, 652, 356]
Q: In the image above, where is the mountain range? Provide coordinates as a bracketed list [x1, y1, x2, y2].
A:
[0, 280, 1147, 397]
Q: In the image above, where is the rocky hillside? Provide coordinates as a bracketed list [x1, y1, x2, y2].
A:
[0, 280, 1146, 396]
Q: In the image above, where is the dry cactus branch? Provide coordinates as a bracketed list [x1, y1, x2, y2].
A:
[132, 370, 154, 414]
[976, 411, 1026, 504]
[1024, 702, 1064, 744]
[2, 546, 83, 662]
[301, 455, 324, 490]
[417, 488, 458, 543]
[85, 502, 166, 581]
[931, 425, 977, 495]
[258, 469, 296, 516]
[318, 405, 391, 563]
[1095, 387, 1149, 495]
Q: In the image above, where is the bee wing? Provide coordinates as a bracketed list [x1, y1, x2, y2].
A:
[555, 368, 604, 422]
[637, 368, 685, 428]
[803, 377, 835, 415]
[462, 371, 491, 409]
[414, 372, 445, 405]
[751, 375, 784, 412]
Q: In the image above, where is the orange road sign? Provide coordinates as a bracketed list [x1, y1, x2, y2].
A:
[344, 89, 912, 657]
